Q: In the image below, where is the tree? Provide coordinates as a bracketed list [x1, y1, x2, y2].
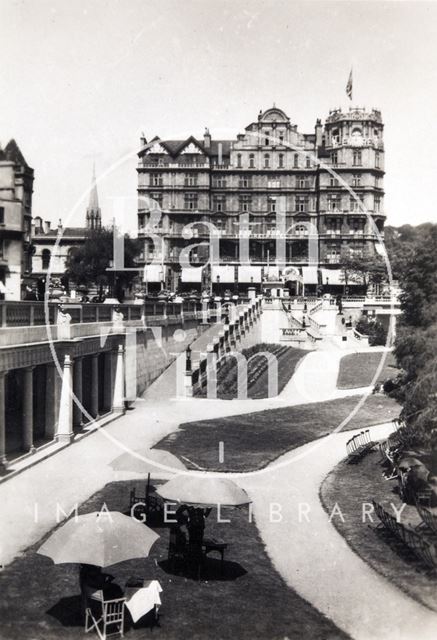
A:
[340, 248, 386, 294]
[392, 224, 437, 445]
[66, 227, 142, 301]
[355, 315, 387, 346]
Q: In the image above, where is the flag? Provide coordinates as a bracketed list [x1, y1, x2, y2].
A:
[346, 69, 353, 101]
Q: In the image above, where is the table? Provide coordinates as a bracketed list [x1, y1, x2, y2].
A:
[124, 579, 162, 623]
[202, 537, 228, 566]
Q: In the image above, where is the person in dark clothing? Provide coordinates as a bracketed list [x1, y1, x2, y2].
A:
[79, 564, 123, 618]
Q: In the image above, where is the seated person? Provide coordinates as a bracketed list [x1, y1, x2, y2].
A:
[79, 564, 123, 616]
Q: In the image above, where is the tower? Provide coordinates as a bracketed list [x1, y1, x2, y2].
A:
[86, 165, 101, 230]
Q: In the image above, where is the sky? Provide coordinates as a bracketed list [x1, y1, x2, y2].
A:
[1, 0, 436, 233]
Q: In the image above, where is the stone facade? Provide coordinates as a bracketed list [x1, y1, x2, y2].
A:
[137, 106, 385, 294]
[0, 140, 34, 300]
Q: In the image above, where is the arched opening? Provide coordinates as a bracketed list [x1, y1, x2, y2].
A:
[41, 249, 51, 270]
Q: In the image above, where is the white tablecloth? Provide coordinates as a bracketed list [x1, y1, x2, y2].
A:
[125, 580, 162, 623]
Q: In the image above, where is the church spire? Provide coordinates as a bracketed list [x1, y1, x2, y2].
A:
[86, 163, 101, 230]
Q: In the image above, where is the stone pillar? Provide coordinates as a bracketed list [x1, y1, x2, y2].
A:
[46, 363, 60, 440]
[90, 354, 99, 419]
[103, 351, 113, 413]
[57, 355, 74, 443]
[73, 357, 83, 429]
[0, 372, 7, 467]
[23, 367, 35, 453]
[113, 345, 125, 413]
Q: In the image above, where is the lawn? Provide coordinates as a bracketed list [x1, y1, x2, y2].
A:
[0, 480, 348, 640]
[320, 453, 437, 613]
[155, 395, 401, 472]
[196, 344, 306, 399]
[336, 352, 399, 389]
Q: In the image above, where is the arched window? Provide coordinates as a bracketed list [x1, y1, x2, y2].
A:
[351, 128, 363, 145]
[237, 153, 242, 168]
[264, 154, 270, 168]
[249, 154, 255, 168]
[42, 249, 51, 270]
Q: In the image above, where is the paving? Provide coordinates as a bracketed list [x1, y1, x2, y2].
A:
[0, 318, 425, 640]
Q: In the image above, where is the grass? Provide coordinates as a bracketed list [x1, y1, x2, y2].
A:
[336, 352, 399, 389]
[197, 344, 307, 399]
[0, 480, 348, 640]
[156, 395, 401, 472]
[320, 453, 437, 613]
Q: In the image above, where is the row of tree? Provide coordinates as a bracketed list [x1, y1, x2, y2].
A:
[389, 224, 437, 444]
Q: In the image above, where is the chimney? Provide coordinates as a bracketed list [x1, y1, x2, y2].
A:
[203, 127, 211, 148]
[43, 220, 51, 234]
[315, 118, 323, 148]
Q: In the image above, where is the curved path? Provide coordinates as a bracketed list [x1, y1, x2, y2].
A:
[0, 331, 414, 640]
[238, 425, 437, 640]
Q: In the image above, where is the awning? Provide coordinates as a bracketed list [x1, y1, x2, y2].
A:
[212, 265, 235, 283]
[321, 268, 345, 286]
[181, 267, 203, 283]
[263, 266, 280, 281]
[143, 264, 164, 283]
[238, 266, 262, 283]
[302, 266, 318, 285]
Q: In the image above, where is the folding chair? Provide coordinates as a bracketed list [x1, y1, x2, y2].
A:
[85, 598, 126, 640]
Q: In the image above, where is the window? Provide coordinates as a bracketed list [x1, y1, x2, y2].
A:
[374, 197, 381, 213]
[375, 176, 380, 188]
[352, 174, 361, 187]
[353, 150, 362, 166]
[150, 173, 163, 186]
[0, 207, 4, 224]
[42, 249, 51, 269]
[296, 197, 308, 212]
[213, 196, 225, 212]
[249, 154, 255, 168]
[278, 154, 284, 168]
[184, 174, 197, 187]
[332, 129, 340, 145]
[294, 154, 299, 168]
[279, 135, 284, 145]
[237, 154, 242, 168]
[268, 179, 280, 189]
[331, 152, 338, 164]
[268, 197, 276, 213]
[329, 177, 339, 187]
[184, 193, 198, 210]
[265, 130, 270, 145]
[306, 156, 311, 168]
[150, 192, 163, 208]
[375, 152, 380, 168]
[351, 219, 365, 232]
[327, 217, 341, 232]
[214, 177, 226, 188]
[328, 196, 341, 211]
[350, 198, 361, 212]
[298, 178, 309, 189]
[264, 154, 270, 168]
[239, 196, 251, 212]
[239, 177, 251, 188]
